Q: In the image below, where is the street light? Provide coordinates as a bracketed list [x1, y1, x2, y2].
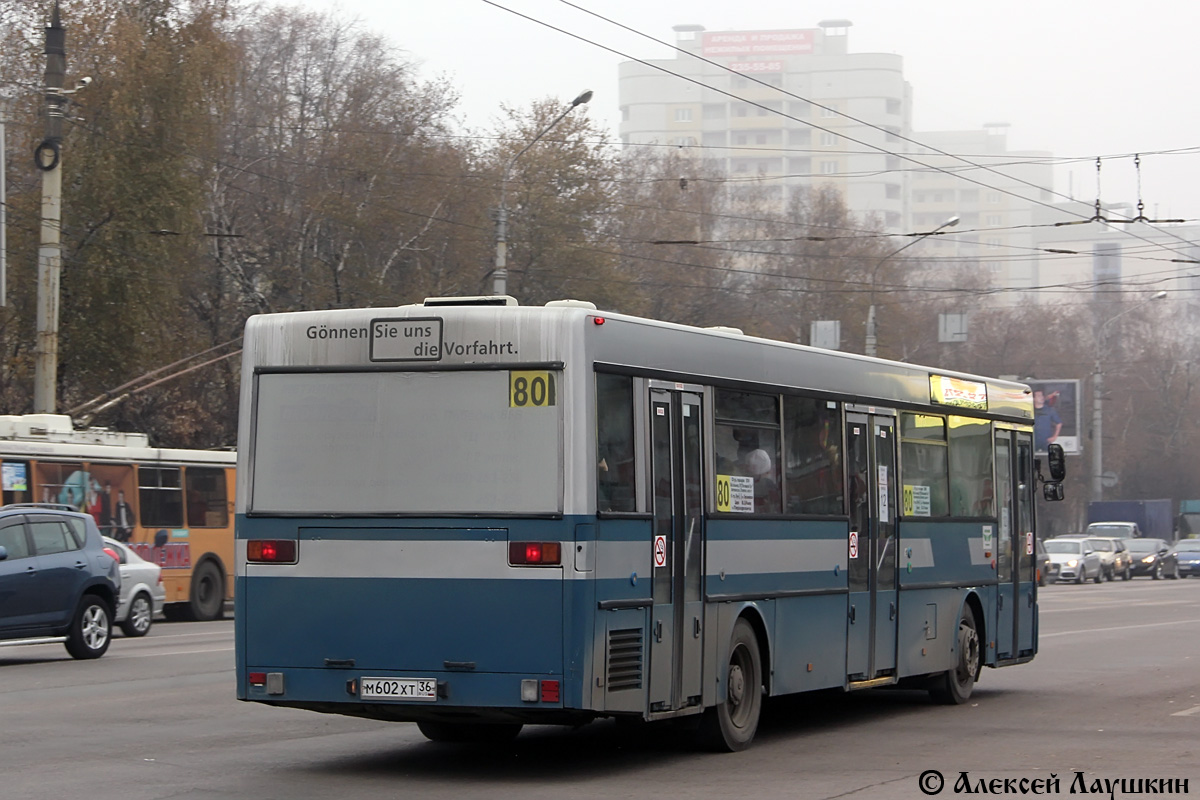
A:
[492, 89, 593, 297]
[864, 215, 959, 358]
[1090, 289, 1167, 500]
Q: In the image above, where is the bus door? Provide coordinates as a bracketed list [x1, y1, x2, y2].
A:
[995, 430, 1035, 660]
[846, 413, 898, 682]
[647, 385, 705, 714]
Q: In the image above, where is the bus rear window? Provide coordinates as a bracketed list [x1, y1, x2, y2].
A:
[251, 371, 563, 515]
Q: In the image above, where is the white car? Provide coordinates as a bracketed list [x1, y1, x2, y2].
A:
[1045, 537, 1103, 584]
[103, 537, 165, 637]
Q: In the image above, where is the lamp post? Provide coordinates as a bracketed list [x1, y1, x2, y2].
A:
[864, 215, 959, 358]
[492, 89, 592, 297]
[1090, 290, 1167, 501]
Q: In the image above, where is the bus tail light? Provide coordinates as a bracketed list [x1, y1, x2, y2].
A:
[508, 541, 561, 566]
[247, 540, 297, 563]
[540, 680, 560, 703]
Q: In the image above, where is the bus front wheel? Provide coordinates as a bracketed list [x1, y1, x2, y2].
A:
[697, 618, 763, 752]
[930, 606, 980, 705]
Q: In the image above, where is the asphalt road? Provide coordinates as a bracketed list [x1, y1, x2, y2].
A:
[1, 579, 1197, 800]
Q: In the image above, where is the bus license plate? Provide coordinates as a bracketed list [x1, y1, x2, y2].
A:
[360, 677, 437, 701]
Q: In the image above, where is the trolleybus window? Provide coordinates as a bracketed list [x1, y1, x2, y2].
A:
[900, 413, 948, 517]
[251, 371, 562, 515]
[596, 373, 636, 513]
[140, 467, 183, 527]
[1, 460, 30, 504]
[185, 467, 229, 528]
[948, 416, 993, 517]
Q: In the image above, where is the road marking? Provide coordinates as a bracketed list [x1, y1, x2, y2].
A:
[114, 646, 234, 658]
[1041, 600, 1198, 613]
[1171, 706, 1200, 717]
[1041, 618, 1200, 638]
[144, 629, 234, 640]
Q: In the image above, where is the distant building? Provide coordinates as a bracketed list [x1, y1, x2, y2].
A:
[619, 21, 911, 228]
[617, 22, 1197, 308]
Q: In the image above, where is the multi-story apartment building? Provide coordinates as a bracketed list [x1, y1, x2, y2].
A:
[618, 21, 912, 229]
[618, 22, 1196, 310]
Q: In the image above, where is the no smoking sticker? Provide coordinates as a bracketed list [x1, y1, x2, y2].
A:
[654, 535, 667, 568]
[849, 530, 859, 559]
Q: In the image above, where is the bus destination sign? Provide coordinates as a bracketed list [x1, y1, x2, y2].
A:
[929, 374, 988, 410]
[369, 317, 443, 361]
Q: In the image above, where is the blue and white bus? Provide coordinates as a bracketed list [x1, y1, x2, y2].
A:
[235, 296, 1063, 750]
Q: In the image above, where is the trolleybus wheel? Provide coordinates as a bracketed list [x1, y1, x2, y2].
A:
[190, 560, 225, 621]
[697, 618, 763, 752]
[416, 721, 523, 743]
[64, 595, 112, 660]
[929, 606, 980, 705]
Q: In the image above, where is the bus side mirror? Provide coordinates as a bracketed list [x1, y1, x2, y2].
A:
[1046, 443, 1066, 481]
[1043, 483, 1064, 502]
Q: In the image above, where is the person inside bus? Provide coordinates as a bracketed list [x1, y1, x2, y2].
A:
[743, 448, 781, 513]
[113, 490, 136, 542]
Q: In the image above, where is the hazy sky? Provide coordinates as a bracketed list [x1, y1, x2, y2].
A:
[306, 0, 1200, 221]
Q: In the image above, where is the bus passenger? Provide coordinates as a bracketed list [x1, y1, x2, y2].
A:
[744, 449, 780, 513]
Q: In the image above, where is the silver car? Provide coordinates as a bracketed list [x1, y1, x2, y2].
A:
[1045, 537, 1103, 584]
[103, 537, 165, 637]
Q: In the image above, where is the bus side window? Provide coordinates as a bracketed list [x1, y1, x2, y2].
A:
[596, 373, 636, 513]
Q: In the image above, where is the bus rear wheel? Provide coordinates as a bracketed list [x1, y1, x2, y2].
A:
[930, 606, 980, 705]
[697, 618, 763, 752]
[416, 721, 522, 743]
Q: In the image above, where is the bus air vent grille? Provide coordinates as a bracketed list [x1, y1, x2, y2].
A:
[607, 628, 644, 690]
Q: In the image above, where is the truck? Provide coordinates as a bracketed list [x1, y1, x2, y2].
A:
[1086, 499, 1175, 542]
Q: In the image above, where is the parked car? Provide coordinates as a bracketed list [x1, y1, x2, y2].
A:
[103, 537, 165, 637]
[1087, 536, 1132, 581]
[1035, 539, 1059, 586]
[1044, 537, 1103, 584]
[0, 505, 121, 658]
[1123, 538, 1180, 580]
[1169, 539, 1200, 578]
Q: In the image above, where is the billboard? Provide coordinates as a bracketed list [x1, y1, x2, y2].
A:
[1025, 379, 1081, 456]
[701, 30, 815, 57]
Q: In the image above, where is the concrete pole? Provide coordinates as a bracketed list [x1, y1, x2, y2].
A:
[1, 105, 7, 307]
[34, 3, 67, 413]
[1091, 359, 1103, 502]
[1089, 290, 1166, 503]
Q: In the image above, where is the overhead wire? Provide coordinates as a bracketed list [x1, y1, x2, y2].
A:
[485, 0, 1200, 259]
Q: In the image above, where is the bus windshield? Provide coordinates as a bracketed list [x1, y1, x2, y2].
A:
[250, 371, 562, 515]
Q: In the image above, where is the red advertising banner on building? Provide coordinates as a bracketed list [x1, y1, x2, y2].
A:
[702, 30, 815, 57]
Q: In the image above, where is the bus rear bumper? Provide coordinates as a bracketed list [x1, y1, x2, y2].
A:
[239, 666, 594, 725]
